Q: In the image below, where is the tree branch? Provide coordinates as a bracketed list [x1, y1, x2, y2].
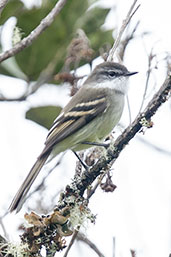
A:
[74, 73, 171, 196]
[0, 0, 68, 63]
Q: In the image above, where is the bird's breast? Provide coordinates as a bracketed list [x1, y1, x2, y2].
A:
[96, 92, 125, 140]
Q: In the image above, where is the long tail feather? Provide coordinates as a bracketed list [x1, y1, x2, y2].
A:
[9, 153, 49, 213]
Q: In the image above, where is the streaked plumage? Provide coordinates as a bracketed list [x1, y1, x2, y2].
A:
[9, 62, 137, 212]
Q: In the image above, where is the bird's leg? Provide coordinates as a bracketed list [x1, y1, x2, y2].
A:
[72, 151, 89, 171]
[73, 140, 112, 173]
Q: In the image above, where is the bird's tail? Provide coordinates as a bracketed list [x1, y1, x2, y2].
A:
[9, 153, 49, 213]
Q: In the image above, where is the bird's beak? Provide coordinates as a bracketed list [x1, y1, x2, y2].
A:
[126, 71, 138, 76]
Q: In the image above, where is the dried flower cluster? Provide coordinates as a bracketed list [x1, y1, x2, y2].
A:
[13, 186, 96, 256]
[21, 210, 70, 256]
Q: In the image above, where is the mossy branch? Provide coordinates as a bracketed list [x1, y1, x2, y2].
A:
[73, 73, 171, 195]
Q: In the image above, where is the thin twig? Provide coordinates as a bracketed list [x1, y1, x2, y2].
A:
[130, 249, 136, 257]
[118, 21, 140, 61]
[119, 123, 171, 156]
[77, 232, 105, 257]
[126, 94, 132, 123]
[0, 0, 8, 16]
[137, 135, 171, 155]
[112, 237, 115, 257]
[63, 229, 80, 257]
[138, 49, 155, 113]
[108, 0, 140, 61]
[0, 0, 68, 63]
[86, 169, 110, 200]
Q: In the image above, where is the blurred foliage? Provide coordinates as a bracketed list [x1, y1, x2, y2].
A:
[0, 0, 24, 25]
[0, 0, 113, 80]
[0, 0, 114, 128]
[78, 7, 112, 50]
[26, 105, 62, 129]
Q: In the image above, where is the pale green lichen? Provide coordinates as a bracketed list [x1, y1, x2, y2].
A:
[69, 203, 96, 231]
[139, 117, 152, 128]
[12, 26, 23, 45]
[0, 241, 29, 257]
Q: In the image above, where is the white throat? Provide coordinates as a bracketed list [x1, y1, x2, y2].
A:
[89, 77, 129, 95]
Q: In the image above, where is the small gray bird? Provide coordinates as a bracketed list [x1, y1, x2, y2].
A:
[9, 61, 137, 213]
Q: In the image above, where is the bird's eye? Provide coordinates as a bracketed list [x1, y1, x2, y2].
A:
[108, 71, 116, 77]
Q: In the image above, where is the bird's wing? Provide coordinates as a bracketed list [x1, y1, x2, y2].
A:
[39, 94, 107, 157]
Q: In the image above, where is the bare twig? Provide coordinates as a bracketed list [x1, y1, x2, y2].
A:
[63, 229, 80, 257]
[77, 232, 105, 257]
[112, 237, 115, 257]
[137, 136, 171, 156]
[118, 21, 139, 124]
[119, 123, 171, 156]
[126, 94, 132, 123]
[86, 153, 116, 199]
[118, 21, 140, 61]
[108, 0, 140, 61]
[130, 249, 136, 257]
[138, 49, 156, 113]
[86, 173, 105, 199]
[0, 0, 8, 16]
[0, 0, 68, 63]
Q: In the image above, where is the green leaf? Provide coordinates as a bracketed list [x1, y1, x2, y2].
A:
[26, 105, 62, 129]
[14, 0, 89, 80]
[0, 1, 113, 82]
